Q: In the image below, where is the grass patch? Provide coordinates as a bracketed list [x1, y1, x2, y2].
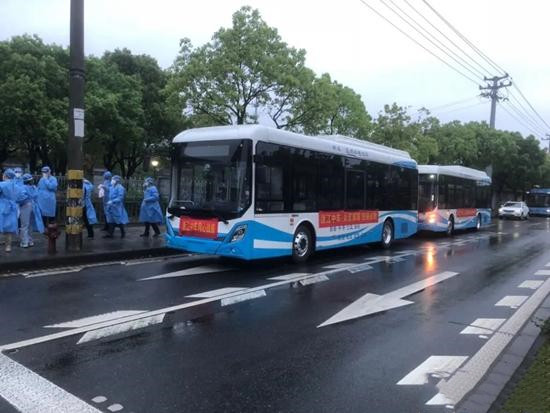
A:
[500, 335, 550, 413]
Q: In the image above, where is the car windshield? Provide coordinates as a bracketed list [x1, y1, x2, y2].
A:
[172, 139, 252, 219]
[503, 202, 520, 207]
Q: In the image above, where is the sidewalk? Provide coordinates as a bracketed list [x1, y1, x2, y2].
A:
[0, 226, 174, 274]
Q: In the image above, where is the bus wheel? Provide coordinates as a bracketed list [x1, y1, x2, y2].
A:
[446, 216, 454, 236]
[475, 214, 481, 231]
[292, 225, 313, 263]
[381, 219, 394, 249]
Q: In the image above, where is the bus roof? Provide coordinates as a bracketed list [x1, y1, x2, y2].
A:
[418, 165, 491, 183]
[173, 125, 416, 168]
[528, 188, 550, 194]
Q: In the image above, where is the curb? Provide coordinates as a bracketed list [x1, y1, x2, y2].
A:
[0, 246, 178, 275]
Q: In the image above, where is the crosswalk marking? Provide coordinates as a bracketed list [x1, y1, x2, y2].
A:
[518, 280, 544, 290]
[495, 295, 528, 309]
[534, 269, 550, 276]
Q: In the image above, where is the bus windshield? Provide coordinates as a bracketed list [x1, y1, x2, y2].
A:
[418, 174, 436, 212]
[527, 193, 550, 207]
[171, 139, 252, 219]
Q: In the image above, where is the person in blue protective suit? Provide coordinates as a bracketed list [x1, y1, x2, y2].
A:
[103, 175, 128, 238]
[98, 171, 112, 231]
[82, 178, 98, 239]
[18, 174, 44, 248]
[0, 169, 20, 252]
[13, 167, 24, 186]
[139, 177, 163, 237]
[37, 166, 58, 227]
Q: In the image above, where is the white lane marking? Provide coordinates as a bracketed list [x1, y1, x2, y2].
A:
[299, 275, 329, 286]
[92, 396, 107, 403]
[495, 295, 528, 309]
[348, 263, 373, 273]
[534, 269, 550, 276]
[107, 404, 124, 412]
[428, 277, 550, 406]
[139, 265, 234, 280]
[397, 356, 468, 385]
[518, 280, 544, 290]
[318, 271, 459, 327]
[0, 259, 417, 351]
[77, 314, 165, 344]
[45, 311, 145, 329]
[0, 352, 102, 413]
[323, 263, 356, 269]
[460, 318, 506, 336]
[186, 287, 246, 298]
[23, 261, 124, 278]
[267, 273, 311, 281]
[221, 290, 266, 306]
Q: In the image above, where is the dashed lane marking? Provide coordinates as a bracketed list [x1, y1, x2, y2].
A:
[221, 290, 266, 307]
[91, 396, 107, 404]
[186, 287, 246, 298]
[107, 404, 124, 412]
[322, 263, 355, 269]
[518, 280, 544, 290]
[495, 295, 528, 309]
[534, 269, 550, 276]
[299, 275, 329, 286]
[0, 352, 102, 412]
[77, 314, 165, 345]
[267, 273, 311, 281]
[428, 277, 550, 406]
[45, 311, 146, 329]
[139, 265, 235, 280]
[459, 318, 506, 336]
[397, 356, 468, 385]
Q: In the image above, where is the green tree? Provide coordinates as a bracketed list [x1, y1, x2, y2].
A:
[167, 7, 308, 126]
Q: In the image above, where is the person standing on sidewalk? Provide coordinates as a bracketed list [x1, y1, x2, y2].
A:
[139, 177, 163, 237]
[18, 174, 44, 248]
[103, 175, 128, 239]
[37, 166, 58, 227]
[82, 178, 98, 239]
[0, 169, 19, 252]
[98, 170, 112, 231]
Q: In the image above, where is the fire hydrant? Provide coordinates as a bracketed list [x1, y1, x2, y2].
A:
[45, 222, 59, 254]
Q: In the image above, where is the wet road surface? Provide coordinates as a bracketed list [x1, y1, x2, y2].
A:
[1, 218, 550, 412]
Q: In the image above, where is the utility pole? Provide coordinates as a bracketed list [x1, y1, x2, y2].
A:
[543, 134, 550, 153]
[66, 0, 85, 251]
[479, 74, 512, 128]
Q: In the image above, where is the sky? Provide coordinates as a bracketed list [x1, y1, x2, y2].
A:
[1, 0, 549, 144]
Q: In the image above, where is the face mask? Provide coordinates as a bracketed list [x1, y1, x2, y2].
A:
[111, 179, 117, 186]
[15, 173, 22, 178]
[42, 173, 48, 179]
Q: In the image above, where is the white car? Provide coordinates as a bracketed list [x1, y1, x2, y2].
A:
[498, 201, 529, 220]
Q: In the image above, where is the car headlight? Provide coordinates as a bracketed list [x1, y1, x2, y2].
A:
[230, 225, 247, 242]
[498, 209, 503, 214]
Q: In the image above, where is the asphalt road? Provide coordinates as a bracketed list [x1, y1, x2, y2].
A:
[1, 218, 550, 413]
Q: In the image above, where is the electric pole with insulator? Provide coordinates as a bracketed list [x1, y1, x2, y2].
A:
[479, 74, 512, 128]
[66, 0, 85, 251]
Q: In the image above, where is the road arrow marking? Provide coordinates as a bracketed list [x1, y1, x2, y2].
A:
[318, 271, 459, 327]
[139, 265, 235, 280]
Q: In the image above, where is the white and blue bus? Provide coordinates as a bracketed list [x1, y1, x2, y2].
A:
[526, 188, 550, 216]
[165, 125, 418, 262]
[418, 165, 492, 235]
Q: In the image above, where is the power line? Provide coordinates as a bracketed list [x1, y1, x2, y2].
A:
[427, 96, 479, 112]
[433, 101, 485, 116]
[402, 0, 494, 78]
[511, 81, 550, 130]
[357, 0, 480, 86]
[420, 0, 508, 76]
[386, 0, 488, 79]
[498, 101, 545, 139]
[507, 90, 549, 134]
[505, 99, 548, 136]
[378, 0, 485, 82]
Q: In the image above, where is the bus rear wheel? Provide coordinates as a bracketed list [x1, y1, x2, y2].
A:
[475, 214, 481, 231]
[292, 225, 313, 263]
[381, 219, 394, 249]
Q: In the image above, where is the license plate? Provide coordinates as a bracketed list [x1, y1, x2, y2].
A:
[179, 217, 218, 239]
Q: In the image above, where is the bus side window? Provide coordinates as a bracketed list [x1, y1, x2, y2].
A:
[438, 175, 447, 209]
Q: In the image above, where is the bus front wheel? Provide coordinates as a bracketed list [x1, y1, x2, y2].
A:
[292, 225, 313, 263]
[381, 219, 394, 249]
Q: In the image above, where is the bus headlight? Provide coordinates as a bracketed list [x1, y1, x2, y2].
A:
[426, 211, 437, 224]
[230, 225, 247, 242]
